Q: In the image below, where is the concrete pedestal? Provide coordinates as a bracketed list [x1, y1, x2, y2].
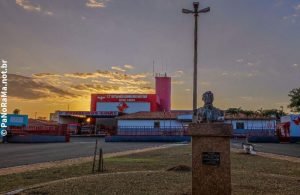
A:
[189, 123, 232, 195]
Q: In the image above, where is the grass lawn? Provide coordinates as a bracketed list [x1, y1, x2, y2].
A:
[0, 144, 299, 195]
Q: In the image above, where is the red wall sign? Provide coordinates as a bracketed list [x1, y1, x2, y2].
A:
[90, 94, 159, 112]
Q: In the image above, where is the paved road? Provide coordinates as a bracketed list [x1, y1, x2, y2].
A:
[0, 137, 168, 168]
[231, 139, 300, 158]
[0, 138, 299, 168]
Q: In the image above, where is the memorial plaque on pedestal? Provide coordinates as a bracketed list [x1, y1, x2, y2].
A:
[202, 152, 220, 166]
[189, 123, 232, 195]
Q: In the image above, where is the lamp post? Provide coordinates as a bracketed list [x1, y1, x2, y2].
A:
[182, 2, 210, 122]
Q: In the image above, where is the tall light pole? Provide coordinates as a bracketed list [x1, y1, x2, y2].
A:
[182, 2, 210, 122]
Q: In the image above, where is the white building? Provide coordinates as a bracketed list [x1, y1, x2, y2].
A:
[224, 116, 276, 136]
[116, 111, 191, 135]
[116, 111, 277, 137]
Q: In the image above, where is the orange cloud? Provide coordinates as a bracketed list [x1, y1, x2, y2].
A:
[9, 70, 153, 101]
[86, 0, 108, 8]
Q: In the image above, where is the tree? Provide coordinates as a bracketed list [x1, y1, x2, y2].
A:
[261, 109, 286, 119]
[225, 107, 241, 116]
[240, 110, 255, 117]
[13, 109, 20, 115]
[288, 88, 300, 112]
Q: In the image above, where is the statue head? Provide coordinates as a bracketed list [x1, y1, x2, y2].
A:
[202, 91, 214, 106]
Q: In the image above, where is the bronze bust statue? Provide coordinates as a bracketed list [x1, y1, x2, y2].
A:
[196, 91, 224, 123]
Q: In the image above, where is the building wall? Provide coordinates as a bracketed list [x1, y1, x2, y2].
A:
[155, 76, 171, 111]
[280, 114, 300, 137]
[118, 119, 183, 128]
[96, 118, 117, 129]
[58, 116, 79, 124]
[225, 120, 276, 130]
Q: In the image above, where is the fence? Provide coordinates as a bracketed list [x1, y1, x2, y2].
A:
[118, 127, 275, 137]
[117, 126, 189, 136]
[7, 124, 69, 136]
[233, 129, 275, 138]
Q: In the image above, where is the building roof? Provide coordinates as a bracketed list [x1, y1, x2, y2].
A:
[117, 111, 276, 121]
[117, 111, 192, 120]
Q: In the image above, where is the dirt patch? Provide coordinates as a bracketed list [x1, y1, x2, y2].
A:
[167, 165, 191, 172]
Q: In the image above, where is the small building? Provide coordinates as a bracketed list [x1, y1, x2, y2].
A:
[224, 114, 277, 137]
[278, 114, 300, 142]
[104, 111, 191, 142]
[116, 111, 192, 135]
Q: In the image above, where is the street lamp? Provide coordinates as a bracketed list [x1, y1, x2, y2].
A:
[182, 2, 210, 122]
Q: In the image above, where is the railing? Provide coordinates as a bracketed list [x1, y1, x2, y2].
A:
[117, 126, 189, 136]
[246, 129, 275, 136]
[233, 129, 275, 137]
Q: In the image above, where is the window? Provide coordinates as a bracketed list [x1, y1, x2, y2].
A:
[154, 121, 160, 128]
[236, 122, 244, 129]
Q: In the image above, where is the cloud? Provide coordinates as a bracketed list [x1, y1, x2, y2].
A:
[86, 0, 108, 8]
[292, 63, 299, 67]
[283, 14, 299, 23]
[16, 0, 41, 12]
[171, 70, 184, 77]
[124, 64, 134, 69]
[283, 4, 300, 23]
[70, 83, 152, 94]
[64, 72, 100, 79]
[236, 58, 259, 67]
[44, 11, 53, 16]
[221, 72, 229, 76]
[70, 83, 120, 93]
[171, 80, 184, 85]
[107, 78, 149, 85]
[8, 74, 75, 100]
[16, 0, 54, 16]
[10, 70, 153, 101]
[111, 66, 126, 72]
[64, 70, 147, 80]
[236, 59, 244, 63]
[221, 70, 259, 78]
[240, 96, 254, 101]
[33, 73, 61, 78]
[200, 81, 211, 86]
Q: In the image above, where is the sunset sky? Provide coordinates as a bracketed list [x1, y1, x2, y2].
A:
[1, 0, 300, 118]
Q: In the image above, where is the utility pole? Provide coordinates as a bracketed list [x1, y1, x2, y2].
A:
[182, 2, 210, 122]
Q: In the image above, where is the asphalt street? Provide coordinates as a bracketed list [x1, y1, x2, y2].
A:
[0, 137, 168, 168]
[231, 139, 300, 158]
[0, 137, 299, 168]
